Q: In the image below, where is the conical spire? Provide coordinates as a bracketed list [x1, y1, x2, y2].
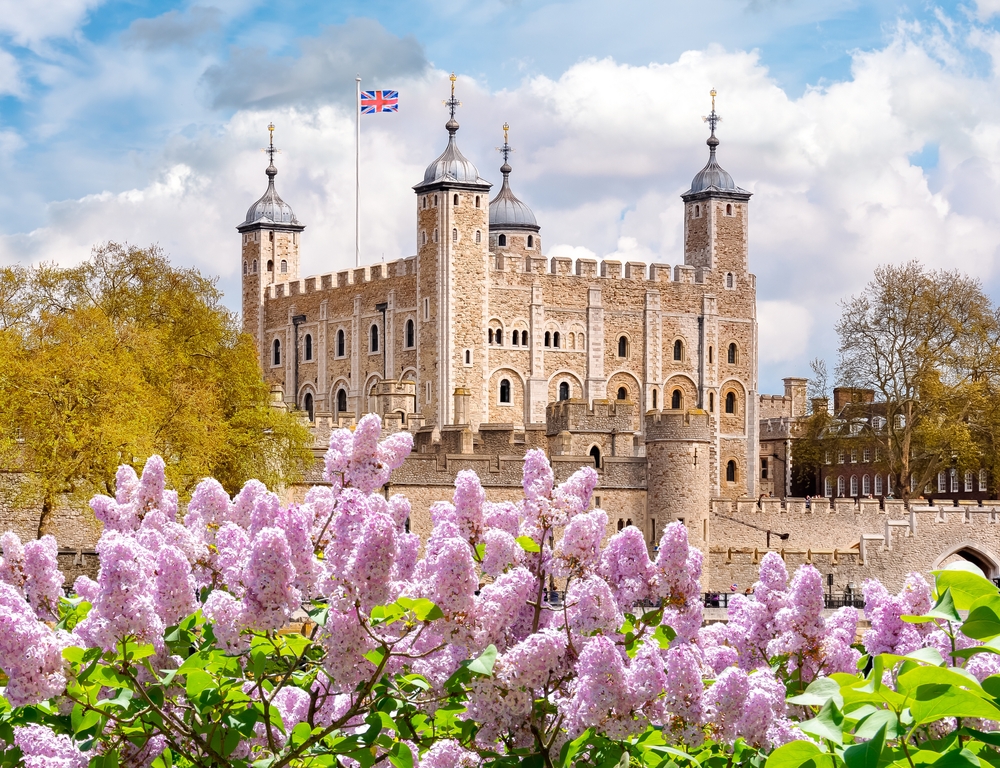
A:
[489, 123, 538, 231]
[416, 73, 489, 189]
[684, 90, 748, 197]
[239, 123, 303, 230]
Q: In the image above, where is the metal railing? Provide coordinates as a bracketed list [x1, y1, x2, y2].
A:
[703, 592, 865, 610]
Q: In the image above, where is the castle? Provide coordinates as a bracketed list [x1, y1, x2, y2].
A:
[233, 81, 1000, 595]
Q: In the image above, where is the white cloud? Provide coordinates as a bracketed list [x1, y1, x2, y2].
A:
[0, 0, 105, 45]
[10, 16, 1000, 394]
[973, 0, 1000, 22]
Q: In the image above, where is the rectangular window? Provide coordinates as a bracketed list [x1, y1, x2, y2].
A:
[950, 469, 958, 494]
[980, 469, 988, 492]
[760, 458, 768, 479]
[850, 449, 857, 463]
[862, 447, 871, 463]
[423, 297, 430, 320]
[837, 451, 845, 464]
[874, 446, 881, 461]
[965, 472, 974, 492]
[824, 451, 830, 465]
[425, 381, 431, 404]
[938, 472, 946, 493]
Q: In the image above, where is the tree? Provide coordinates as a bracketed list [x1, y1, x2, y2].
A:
[834, 261, 1000, 499]
[0, 243, 313, 534]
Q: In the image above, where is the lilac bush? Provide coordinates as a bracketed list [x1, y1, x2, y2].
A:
[0, 414, 997, 767]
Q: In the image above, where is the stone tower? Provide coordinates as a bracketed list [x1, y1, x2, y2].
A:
[412, 75, 492, 429]
[239, 123, 305, 367]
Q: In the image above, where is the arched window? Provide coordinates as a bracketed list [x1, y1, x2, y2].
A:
[709, 392, 714, 412]
[618, 336, 628, 358]
[726, 460, 736, 482]
[726, 203, 733, 215]
[405, 319, 415, 348]
[837, 476, 845, 497]
[453, 194, 459, 206]
[243, 261, 248, 275]
[553, 332, 560, 348]
[673, 340, 683, 361]
[465, 350, 471, 364]
[726, 273, 734, 288]
[272, 339, 281, 366]
[267, 259, 274, 272]
[874, 475, 883, 496]
[496, 329, 503, 347]
[475, 230, 481, 243]
[850, 476, 859, 497]
[579, 333, 585, 348]
[862, 475, 871, 495]
[304, 393, 314, 421]
[727, 343, 737, 364]
[559, 382, 570, 401]
[488, 329, 494, 344]
[708, 346, 713, 363]
[617, 387, 627, 400]
[544, 331, 551, 347]
[512, 332, 519, 347]
[269, 231, 274, 242]
[452, 228, 458, 242]
[966, 471, 975, 492]
[527, 235, 534, 248]
[421, 232, 427, 246]
[499, 379, 511, 404]
[498, 234, 507, 247]
[617, 519, 624, 531]
[422, 196, 427, 209]
[652, 389, 658, 409]
[590, 446, 601, 469]
[304, 334, 313, 361]
[725, 392, 736, 414]
[433, 229, 438, 243]
[280, 259, 288, 273]
[671, 389, 681, 409]
[336, 329, 345, 357]
[433, 194, 438, 205]
[475, 195, 480, 208]
[521, 330, 528, 346]
[252, 259, 258, 273]
[370, 324, 379, 353]
[694, 204, 700, 217]
[336, 389, 348, 414]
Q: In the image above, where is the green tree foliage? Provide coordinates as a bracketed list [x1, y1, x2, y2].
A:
[0, 243, 312, 533]
[796, 261, 1000, 500]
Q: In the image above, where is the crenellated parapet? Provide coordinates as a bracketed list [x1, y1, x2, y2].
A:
[545, 398, 638, 436]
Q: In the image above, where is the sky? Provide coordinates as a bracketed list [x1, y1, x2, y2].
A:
[2, 0, 1000, 394]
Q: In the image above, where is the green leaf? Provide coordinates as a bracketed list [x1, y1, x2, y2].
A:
[289, 721, 311, 747]
[185, 669, 214, 701]
[933, 569, 999, 611]
[74, 708, 101, 735]
[854, 710, 899, 741]
[905, 647, 945, 666]
[397, 597, 444, 622]
[982, 674, 1000, 699]
[364, 648, 386, 667]
[932, 749, 982, 768]
[764, 739, 824, 768]
[467, 644, 497, 676]
[929, 588, 962, 622]
[842, 723, 885, 768]
[652, 625, 676, 649]
[910, 685, 1000, 725]
[389, 741, 414, 768]
[787, 677, 844, 708]
[798, 699, 845, 745]
[516, 535, 541, 553]
[63, 646, 86, 664]
[898, 665, 986, 696]
[963, 595, 1000, 641]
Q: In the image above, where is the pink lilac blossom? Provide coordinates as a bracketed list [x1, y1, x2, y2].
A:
[249, 491, 281, 538]
[116, 734, 166, 768]
[482, 529, 520, 577]
[862, 574, 932, 656]
[388, 494, 412, 530]
[563, 635, 635, 739]
[653, 523, 704, 643]
[426, 536, 478, 616]
[348, 510, 397, 609]
[452, 470, 485, 542]
[727, 551, 788, 669]
[185, 477, 231, 530]
[272, 685, 312, 730]
[392, 532, 421, 583]
[0, 582, 69, 705]
[521, 449, 554, 503]
[565, 575, 624, 636]
[822, 606, 861, 675]
[556, 509, 607, 576]
[203, 590, 244, 651]
[476, 567, 537, 649]
[75, 530, 163, 651]
[627, 641, 668, 721]
[550, 466, 598, 520]
[231, 479, 267, 529]
[23, 535, 64, 621]
[215, 522, 250, 595]
[662, 643, 705, 746]
[768, 565, 827, 682]
[13, 724, 89, 768]
[500, 628, 568, 689]
[73, 575, 98, 603]
[277, 504, 321, 596]
[241, 527, 300, 631]
[738, 668, 790, 749]
[135, 455, 167, 511]
[320, 608, 375, 688]
[598, 526, 653, 607]
[420, 739, 481, 768]
[698, 623, 739, 674]
[704, 666, 750, 744]
[483, 501, 520, 537]
[0, 530, 24, 589]
[153, 545, 197, 626]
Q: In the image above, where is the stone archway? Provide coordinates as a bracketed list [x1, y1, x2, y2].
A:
[933, 542, 1000, 580]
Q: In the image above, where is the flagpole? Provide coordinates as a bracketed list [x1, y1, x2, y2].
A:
[356, 75, 362, 268]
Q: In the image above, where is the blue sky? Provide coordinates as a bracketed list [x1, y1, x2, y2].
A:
[2, 0, 1000, 394]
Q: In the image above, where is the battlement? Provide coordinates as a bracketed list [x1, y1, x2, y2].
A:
[487, 253, 704, 286]
[644, 409, 712, 442]
[545, 398, 637, 436]
[265, 256, 417, 299]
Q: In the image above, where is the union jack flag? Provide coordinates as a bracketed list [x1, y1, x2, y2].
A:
[360, 90, 399, 114]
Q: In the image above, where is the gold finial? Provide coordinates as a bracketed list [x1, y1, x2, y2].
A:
[450, 72, 457, 96]
[262, 122, 280, 164]
[443, 73, 461, 122]
[503, 122, 509, 143]
[710, 89, 716, 111]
